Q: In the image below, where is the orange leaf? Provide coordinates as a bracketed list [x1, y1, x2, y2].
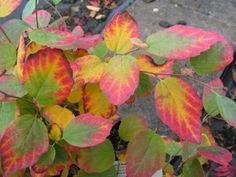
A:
[83, 83, 117, 118]
[43, 105, 75, 128]
[25, 41, 46, 59]
[104, 11, 140, 54]
[100, 55, 140, 105]
[137, 54, 173, 78]
[154, 77, 202, 143]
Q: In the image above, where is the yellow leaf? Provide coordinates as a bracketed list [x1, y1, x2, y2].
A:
[83, 84, 117, 118]
[67, 87, 83, 103]
[49, 124, 62, 142]
[43, 105, 75, 128]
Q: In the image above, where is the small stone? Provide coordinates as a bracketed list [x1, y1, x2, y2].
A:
[159, 20, 173, 28]
[153, 8, 159, 12]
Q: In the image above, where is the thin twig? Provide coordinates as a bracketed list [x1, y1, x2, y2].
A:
[0, 90, 39, 114]
[143, 71, 220, 95]
[0, 26, 12, 44]
[43, 0, 63, 18]
[35, 0, 39, 28]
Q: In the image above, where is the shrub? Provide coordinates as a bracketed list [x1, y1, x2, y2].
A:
[0, 1, 235, 177]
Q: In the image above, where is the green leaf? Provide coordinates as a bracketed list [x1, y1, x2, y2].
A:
[0, 19, 29, 48]
[0, 75, 27, 101]
[77, 140, 115, 173]
[77, 167, 117, 177]
[190, 41, 233, 75]
[32, 146, 56, 173]
[202, 79, 225, 116]
[126, 130, 166, 177]
[135, 72, 151, 96]
[22, 0, 38, 19]
[52, 0, 62, 5]
[216, 95, 236, 128]
[89, 41, 108, 59]
[0, 102, 16, 138]
[63, 114, 113, 147]
[0, 115, 49, 176]
[0, 41, 16, 68]
[118, 115, 148, 141]
[183, 159, 205, 177]
[17, 96, 37, 115]
[47, 145, 69, 176]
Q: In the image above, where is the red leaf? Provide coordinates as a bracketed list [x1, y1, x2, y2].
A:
[24, 10, 51, 28]
[198, 146, 232, 166]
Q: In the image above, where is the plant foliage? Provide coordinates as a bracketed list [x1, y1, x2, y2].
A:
[0, 2, 235, 177]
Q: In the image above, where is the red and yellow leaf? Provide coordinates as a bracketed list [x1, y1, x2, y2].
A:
[100, 55, 140, 105]
[0, 115, 49, 176]
[137, 54, 173, 78]
[197, 146, 232, 166]
[0, 0, 22, 17]
[23, 48, 73, 106]
[24, 10, 51, 28]
[83, 83, 117, 118]
[202, 78, 225, 116]
[146, 25, 220, 60]
[63, 113, 113, 147]
[104, 11, 140, 54]
[43, 105, 75, 128]
[73, 55, 105, 85]
[154, 77, 202, 143]
[15, 34, 26, 83]
[190, 36, 233, 74]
